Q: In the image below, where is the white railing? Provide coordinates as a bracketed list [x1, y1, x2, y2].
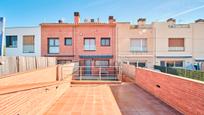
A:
[169, 47, 185, 51]
[168, 24, 190, 28]
[72, 66, 122, 81]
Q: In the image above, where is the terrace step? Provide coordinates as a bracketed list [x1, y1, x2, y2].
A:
[71, 80, 122, 85]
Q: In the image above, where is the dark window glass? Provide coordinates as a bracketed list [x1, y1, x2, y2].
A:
[6, 36, 17, 48]
[101, 38, 110, 46]
[175, 61, 183, 67]
[160, 61, 165, 67]
[65, 38, 72, 46]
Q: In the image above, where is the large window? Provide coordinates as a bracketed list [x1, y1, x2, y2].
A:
[168, 38, 184, 51]
[48, 38, 59, 54]
[95, 60, 109, 67]
[64, 38, 72, 46]
[84, 38, 96, 50]
[23, 35, 34, 53]
[161, 61, 183, 67]
[101, 38, 110, 46]
[130, 61, 146, 67]
[130, 38, 147, 52]
[6, 36, 17, 48]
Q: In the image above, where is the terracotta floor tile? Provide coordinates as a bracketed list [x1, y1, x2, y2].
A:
[45, 84, 121, 115]
[110, 83, 183, 115]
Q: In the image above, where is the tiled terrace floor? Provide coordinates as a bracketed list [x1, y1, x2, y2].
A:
[45, 84, 121, 115]
[110, 83, 182, 115]
[45, 83, 182, 115]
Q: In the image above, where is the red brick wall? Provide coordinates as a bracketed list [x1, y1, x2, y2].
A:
[41, 24, 116, 63]
[41, 25, 74, 58]
[0, 82, 69, 115]
[135, 68, 204, 115]
[0, 66, 58, 87]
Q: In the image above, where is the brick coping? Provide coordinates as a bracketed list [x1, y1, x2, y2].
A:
[0, 80, 69, 95]
[0, 65, 57, 79]
[137, 67, 204, 85]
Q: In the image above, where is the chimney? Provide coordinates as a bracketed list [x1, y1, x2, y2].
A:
[90, 19, 95, 23]
[74, 12, 80, 24]
[137, 18, 146, 26]
[167, 18, 176, 25]
[109, 16, 114, 23]
[58, 19, 63, 24]
[195, 19, 204, 23]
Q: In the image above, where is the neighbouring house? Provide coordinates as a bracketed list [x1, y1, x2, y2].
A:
[41, 12, 116, 69]
[5, 26, 41, 56]
[116, 19, 154, 68]
[192, 19, 204, 71]
[153, 18, 193, 68]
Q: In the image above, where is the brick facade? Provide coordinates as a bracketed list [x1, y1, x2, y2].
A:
[41, 12, 116, 67]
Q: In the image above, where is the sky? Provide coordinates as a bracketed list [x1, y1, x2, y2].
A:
[0, 0, 204, 27]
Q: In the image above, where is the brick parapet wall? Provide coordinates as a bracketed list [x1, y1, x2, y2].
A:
[0, 81, 69, 115]
[135, 68, 204, 115]
[0, 66, 58, 87]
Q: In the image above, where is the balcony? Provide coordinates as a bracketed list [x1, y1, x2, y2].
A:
[168, 24, 190, 28]
[119, 51, 153, 57]
[168, 47, 185, 51]
[130, 25, 152, 29]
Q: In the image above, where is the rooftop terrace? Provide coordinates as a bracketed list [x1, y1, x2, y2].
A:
[0, 63, 203, 115]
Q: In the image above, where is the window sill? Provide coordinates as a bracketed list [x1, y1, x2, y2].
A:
[130, 51, 148, 52]
[48, 53, 60, 54]
[23, 52, 35, 53]
[168, 50, 185, 52]
[101, 45, 111, 47]
[84, 50, 96, 51]
[6, 47, 17, 48]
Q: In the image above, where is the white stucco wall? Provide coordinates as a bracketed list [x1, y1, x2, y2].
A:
[153, 22, 194, 65]
[192, 23, 204, 61]
[5, 26, 41, 56]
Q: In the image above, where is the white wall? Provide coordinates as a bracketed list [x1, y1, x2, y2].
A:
[5, 27, 41, 56]
[153, 22, 193, 65]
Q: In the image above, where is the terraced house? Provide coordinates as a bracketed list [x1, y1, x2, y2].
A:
[116, 18, 154, 68]
[3, 12, 204, 71]
[5, 26, 41, 56]
[41, 12, 116, 68]
[153, 18, 204, 70]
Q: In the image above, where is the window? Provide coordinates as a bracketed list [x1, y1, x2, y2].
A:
[84, 38, 96, 50]
[175, 61, 183, 67]
[95, 60, 109, 67]
[101, 38, 110, 46]
[130, 61, 146, 67]
[57, 60, 72, 64]
[168, 38, 184, 51]
[6, 36, 17, 48]
[23, 35, 34, 53]
[166, 61, 174, 67]
[162, 61, 183, 67]
[48, 38, 59, 54]
[130, 38, 147, 52]
[160, 61, 165, 67]
[64, 38, 72, 46]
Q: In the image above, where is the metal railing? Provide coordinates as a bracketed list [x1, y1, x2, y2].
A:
[72, 66, 122, 81]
